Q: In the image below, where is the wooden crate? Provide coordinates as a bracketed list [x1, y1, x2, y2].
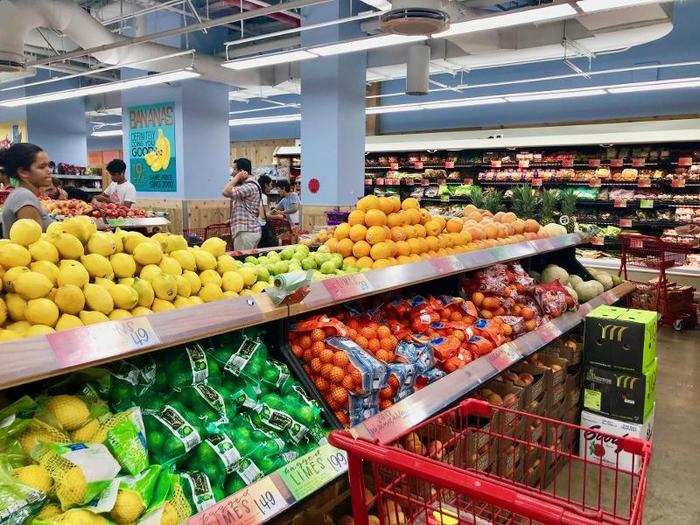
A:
[135, 198, 183, 234]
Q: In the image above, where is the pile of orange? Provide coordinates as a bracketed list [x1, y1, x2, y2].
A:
[324, 196, 547, 269]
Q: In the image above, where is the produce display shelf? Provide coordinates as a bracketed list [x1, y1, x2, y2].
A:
[0, 293, 287, 390]
[53, 174, 102, 180]
[189, 281, 635, 525]
[105, 217, 171, 228]
[288, 233, 587, 317]
[479, 180, 700, 188]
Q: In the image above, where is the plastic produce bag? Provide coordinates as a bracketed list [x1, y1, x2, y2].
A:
[178, 383, 238, 428]
[143, 402, 203, 466]
[94, 409, 148, 476]
[154, 343, 221, 390]
[134, 472, 191, 525]
[31, 442, 120, 510]
[0, 464, 45, 525]
[30, 508, 110, 524]
[208, 334, 268, 380]
[179, 471, 219, 514]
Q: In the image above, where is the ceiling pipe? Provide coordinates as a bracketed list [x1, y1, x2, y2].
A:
[221, 0, 301, 27]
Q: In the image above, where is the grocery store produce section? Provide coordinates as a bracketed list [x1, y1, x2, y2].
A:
[0, 195, 634, 524]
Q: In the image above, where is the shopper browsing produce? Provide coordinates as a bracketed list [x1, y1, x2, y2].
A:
[0, 142, 54, 237]
[94, 159, 136, 208]
[222, 157, 263, 250]
[273, 179, 301, 226]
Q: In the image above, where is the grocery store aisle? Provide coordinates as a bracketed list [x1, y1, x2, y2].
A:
[644, 328, 700, 524]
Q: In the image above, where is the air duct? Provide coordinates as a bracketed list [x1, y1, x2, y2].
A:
[406, 43, 430, 95]
[0, 0, 266, 88]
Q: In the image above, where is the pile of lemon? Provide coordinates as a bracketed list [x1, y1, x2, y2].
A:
[325, 195, 474, 269]
[0, 217, 266, 341]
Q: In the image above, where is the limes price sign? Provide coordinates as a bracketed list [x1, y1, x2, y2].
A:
[279, 444, 348, 500]
[49, 317, 159, 367]
[190, 477, 288, 525]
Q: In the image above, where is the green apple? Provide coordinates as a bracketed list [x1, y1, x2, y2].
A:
[330, 254, 343, 269]
[244, 256, 258, 265]
[317, 245, 329, 254]
[301, 256, 317, 270]
[267, 251, 281, 262]
[295, 244, 310, 257]
[288, 260, 301, 272]
[320, 261, 336, 274]
[257, 255, 269, 265]
[272, 261, 289, 275]
[280, 247, 295, 260]
[256, 266, 270, 282]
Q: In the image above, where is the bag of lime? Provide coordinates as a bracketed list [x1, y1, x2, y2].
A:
[143, 402, 204, 466]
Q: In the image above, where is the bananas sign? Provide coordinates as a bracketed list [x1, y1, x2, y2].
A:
[127, 102, 177, 192]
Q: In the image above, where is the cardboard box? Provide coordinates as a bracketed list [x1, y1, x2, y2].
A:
[584, 305, 657, 373]
[582, 359, 657, 423]
[579, 408, 654, 473]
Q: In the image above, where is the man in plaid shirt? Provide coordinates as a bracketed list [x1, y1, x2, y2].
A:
[222, 158, 262, 250]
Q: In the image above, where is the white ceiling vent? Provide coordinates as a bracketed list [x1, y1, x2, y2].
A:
[380, 0, 451, 36]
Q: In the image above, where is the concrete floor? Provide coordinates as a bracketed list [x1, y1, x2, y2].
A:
[643, 328, 700, 524]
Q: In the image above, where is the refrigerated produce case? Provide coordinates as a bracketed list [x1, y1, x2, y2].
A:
[0, 233, 635, 524]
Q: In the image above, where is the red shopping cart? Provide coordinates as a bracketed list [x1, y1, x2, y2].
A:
[183, 221, 232, 249]
[330, 398, 651, 525]
[618, 234, 697, 330]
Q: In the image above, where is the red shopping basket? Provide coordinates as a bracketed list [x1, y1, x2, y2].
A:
[329, 399, 651, 525]
[182, 221, 232, 248]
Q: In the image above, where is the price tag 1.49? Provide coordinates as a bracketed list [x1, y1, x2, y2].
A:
[48, 317, 159, 368]
[189, 476, 288, 525]
[278, 444, 347, 501]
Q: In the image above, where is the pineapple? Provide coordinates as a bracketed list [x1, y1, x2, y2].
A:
[560, 189, 577, 233]
[469, 186, 484, 209]
[511, 184, 537, 219]
[483, 189, 504, 214]
[540, 189, 559, 225]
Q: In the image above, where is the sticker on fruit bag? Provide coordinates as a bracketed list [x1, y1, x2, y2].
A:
[189, 476, 288, 525]
[323, 274, 372, 301]
[48, 317, 159, 368]
[278, 444, 347, 501]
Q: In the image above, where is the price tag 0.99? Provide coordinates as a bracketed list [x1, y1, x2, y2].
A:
[278, 444, 348, 501]
[48, 317, 159, 368]
[323, 274, 372, 302]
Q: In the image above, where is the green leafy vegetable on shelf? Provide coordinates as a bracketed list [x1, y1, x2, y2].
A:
[469, 186, 484, 208]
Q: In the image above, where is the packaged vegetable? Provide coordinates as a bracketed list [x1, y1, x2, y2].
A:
[143, 403, 203, 465]
[0, 464, 46, 524]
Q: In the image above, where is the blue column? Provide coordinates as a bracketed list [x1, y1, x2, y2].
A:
[300, 1, 366, 207]
[120, 71, 229, 200]
[22, 71, 87, 165]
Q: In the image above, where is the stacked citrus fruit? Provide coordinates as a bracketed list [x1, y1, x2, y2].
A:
[325, 195, 546, 269]
[0, 217, 268, 341]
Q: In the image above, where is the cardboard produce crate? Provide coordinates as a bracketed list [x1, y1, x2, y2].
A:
[584, 305, 657, 373]
[582, 359, 657, 424]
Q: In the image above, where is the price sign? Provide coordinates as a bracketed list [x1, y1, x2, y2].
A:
[429, 256, 460, 274]
[671, 177, 686, 188]
[444, 160, 455, 169]
[678, 156, 693, 166]
[637, 178, 651, 188]
[414, 161, 424, 170]
[619, 218, 633, 228]
[278, 444, 347, 501]
[591, 236, 605, 246]
[610, 158, 623, 168]
[323, 274, 372, 302]
[190, 476, 288, 525]
[640, 199, 654, 209]
[48, 317, 159, 368]
[537, 321, 562, 343]
[390, 162, 399, 170]
[632, 158, 646, 167]
[518, 159, 530, 168]
[463, 177, 473, 185]
[588, 178, 602, 188]
[531, 177, 543, 187]
[487, 345, 519, 371]
[421, 178, 430, 186]
[490, 160, 502, 168]
[364, 179, 372, 186]
[562, 158, 574, 167]
[588, 159, 601, 168]
[375, 178, 384, 186]
[613, 199, 627, 208]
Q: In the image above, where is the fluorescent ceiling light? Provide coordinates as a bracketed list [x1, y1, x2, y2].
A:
[505, 89, 606, 102]
[91, 129, 123, 137]
[313, 34, 427, 57]
[366, 105, 420, 115]
[0, 68, 200, 108]
[607, 77, 700, 93]
[436, 3, 578, 38]
[222, 50, 318, 70]
[421, 97, 506, 109]
[577, 0, 669, 13]
[229, 114, 301, 126]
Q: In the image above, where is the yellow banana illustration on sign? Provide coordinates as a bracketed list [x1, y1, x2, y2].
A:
[143, 128, 171, 172]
